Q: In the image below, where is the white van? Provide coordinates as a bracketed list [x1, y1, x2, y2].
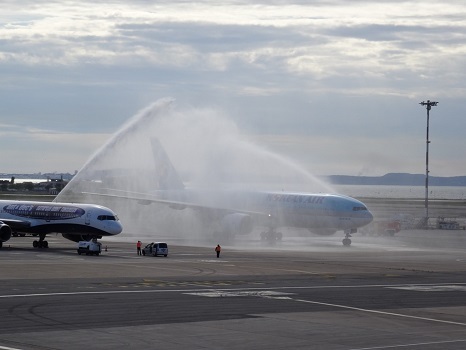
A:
[77, 239, 102, 256]
[142, 242, 168, 257]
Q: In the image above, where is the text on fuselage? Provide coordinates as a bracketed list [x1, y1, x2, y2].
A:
[266, 194, 325, 204]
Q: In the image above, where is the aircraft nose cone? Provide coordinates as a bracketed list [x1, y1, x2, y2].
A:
[110, 221, 123, 235]
[365, 209, 374, 225]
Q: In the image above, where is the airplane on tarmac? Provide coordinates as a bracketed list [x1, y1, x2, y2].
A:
[82, 139, 373, 246]
[0, 200, 123, 249]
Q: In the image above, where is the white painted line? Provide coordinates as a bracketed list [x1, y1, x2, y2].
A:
[0, 345, 25, 350]
[262, 268, 319, 275]
[387, 285, 466, 292]
[184, 290, 294, 298]
[185, 288, 466, 327]
[349, 339, 466, 349]
[1, 282, 466, 299]
[289, 298, 466, 327]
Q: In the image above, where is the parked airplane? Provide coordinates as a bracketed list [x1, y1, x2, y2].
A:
[83, 139, 373, 246]
[0, 201, 122, 249]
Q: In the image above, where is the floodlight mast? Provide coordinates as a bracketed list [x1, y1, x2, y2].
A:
[419, 100, 438, 228]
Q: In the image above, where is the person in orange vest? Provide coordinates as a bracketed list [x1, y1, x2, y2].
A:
[137, 241, 142, 255]
[215, 244, 221, 258]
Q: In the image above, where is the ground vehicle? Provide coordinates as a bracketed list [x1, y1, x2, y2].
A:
[77, 239, 102, 256]
[436, 217, 462, 230]
[376, 220, 401, 236]
[359, 219, 401, 237]
[142, 242, 168, 257]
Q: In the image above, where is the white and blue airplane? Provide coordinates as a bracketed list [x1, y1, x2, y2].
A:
[0, 201, 123, 249]
[83, 139, 373, 246]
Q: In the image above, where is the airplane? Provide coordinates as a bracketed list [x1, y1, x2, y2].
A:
[81, 138, 373, 246]
[0, 200, 123, 249]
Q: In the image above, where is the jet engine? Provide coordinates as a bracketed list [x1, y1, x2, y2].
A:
[220, 213, 253, 235]
[0, 222, 12, 242]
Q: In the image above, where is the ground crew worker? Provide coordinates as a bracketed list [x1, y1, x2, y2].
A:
[137, 240, 142, 255]
[215, 244, 221, 258]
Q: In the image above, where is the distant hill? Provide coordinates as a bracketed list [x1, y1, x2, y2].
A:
[327, 173, 466, 186]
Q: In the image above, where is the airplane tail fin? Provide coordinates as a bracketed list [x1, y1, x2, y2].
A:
[151, 138, 185, 190]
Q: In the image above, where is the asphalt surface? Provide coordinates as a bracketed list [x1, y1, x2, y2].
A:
[0, 231, 465, 350]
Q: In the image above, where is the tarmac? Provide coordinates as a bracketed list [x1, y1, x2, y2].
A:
[0, 229, 465, 350]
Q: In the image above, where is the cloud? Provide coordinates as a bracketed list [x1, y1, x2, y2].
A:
[0, 0, 465, 175]
[0, 124, 109, 172]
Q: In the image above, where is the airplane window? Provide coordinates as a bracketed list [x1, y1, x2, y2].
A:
[353, 206, 367, 211]
[97, 215, 118, 221]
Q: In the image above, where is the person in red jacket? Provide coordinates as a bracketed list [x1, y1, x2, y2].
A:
[215, 244, 221, 258]
[137, 241, 142, 255]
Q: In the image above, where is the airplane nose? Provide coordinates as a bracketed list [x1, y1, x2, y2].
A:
[365, 209, 374, 225]
[109, 221, 123, 235]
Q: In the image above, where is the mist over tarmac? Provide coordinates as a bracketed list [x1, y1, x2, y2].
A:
[56, 98, 335, 246]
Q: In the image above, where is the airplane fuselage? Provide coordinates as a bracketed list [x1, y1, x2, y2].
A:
[153, 189, 373, 234]
[0, 200, 123, 247]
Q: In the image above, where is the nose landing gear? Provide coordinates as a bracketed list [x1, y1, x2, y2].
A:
[342, 229, 356, 246]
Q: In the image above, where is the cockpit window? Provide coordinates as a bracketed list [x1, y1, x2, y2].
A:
[353, 206, 367, 211]
[97, 215, 118, 221]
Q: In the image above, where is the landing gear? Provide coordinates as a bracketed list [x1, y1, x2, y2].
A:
[33, 234, 48, 248]
[260, 228, 282, 242]
[342, 237, 351, 246]
[342, 229, 354, 246]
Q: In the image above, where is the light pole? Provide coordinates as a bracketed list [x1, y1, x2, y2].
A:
[419, 100, 438, 229]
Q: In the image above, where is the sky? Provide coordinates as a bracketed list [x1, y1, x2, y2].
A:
[0, 0, 465, 177]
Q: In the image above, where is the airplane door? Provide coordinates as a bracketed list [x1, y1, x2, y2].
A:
[85, 211, 91, 225]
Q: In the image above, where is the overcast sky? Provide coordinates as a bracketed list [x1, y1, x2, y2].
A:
[0, 0, 465, 177]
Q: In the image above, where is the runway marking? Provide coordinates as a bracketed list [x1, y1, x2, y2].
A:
[269, 268, 319, 275]
[137, 280, 258, 288]
[184, 290, 294, 298]
[277, 297, 466, 327]
[349, 339, 466, 349]
[182, 287, 466, 327]
[387, 285, 466, 292]
[0, 346, 24, 350]
[1, 282, 466, 299]
[239, 266, 320, 275]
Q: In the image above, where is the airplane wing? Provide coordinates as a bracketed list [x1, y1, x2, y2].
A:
[81, 191, 271, 218]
